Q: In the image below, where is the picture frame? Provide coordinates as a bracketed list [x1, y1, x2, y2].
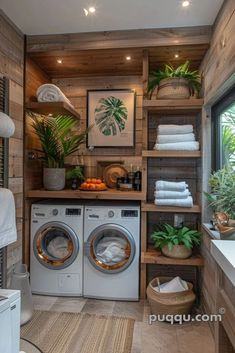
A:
[87, 89, 136, 148]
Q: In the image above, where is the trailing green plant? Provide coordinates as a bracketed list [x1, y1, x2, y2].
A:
[148, 60, 201, 97]
[66, 166, 84, 181]
[30, 113, 91, 168]
[151, 224, 201, 251]
[204, 165, 235, 219]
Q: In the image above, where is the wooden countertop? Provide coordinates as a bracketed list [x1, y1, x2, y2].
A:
[26, 188, 146, 201]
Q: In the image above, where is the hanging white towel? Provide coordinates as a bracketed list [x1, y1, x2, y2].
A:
[36, 84, 74, 108]
[155, 180, 188, 192]
[154, 141, 199, 151]
[154, 196, 193, 208]
[157, 124, 193, 135]
[0, 189, 17, 248]
[154, 189, 191, 199]
[156, 133, 195, 144]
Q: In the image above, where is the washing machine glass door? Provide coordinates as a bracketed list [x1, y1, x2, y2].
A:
[86, 224, 136, 273]
[33, 222, 79, 270]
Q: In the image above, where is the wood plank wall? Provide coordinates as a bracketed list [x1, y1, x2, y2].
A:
[200, 0, 235, 342]
[0, 11, 24, 279]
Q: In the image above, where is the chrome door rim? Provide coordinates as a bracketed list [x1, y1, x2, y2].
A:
[33, 221, 79, 270]
[86, 223, 136, 274]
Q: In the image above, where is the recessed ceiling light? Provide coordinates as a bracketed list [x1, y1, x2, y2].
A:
[88, 6, 96, 13]
[126, 56, 131, 61]
[182, 1, 190, 7]
[174, 53, 179, 58]
[57, 59, 63, 64]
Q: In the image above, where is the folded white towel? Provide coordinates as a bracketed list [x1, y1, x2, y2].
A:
[158, 124, 193, 135]
[154, 189, 191, 199]
[156, 133, 195, 144]
[155, 180, 188, 191]
[154, 141, 199, 151]
[154, 196, 193, 208]
[36, 84, 74, 108]
[0, 189, 17, 248]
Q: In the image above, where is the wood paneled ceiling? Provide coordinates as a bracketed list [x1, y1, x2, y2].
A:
[28, 44, 209, 78]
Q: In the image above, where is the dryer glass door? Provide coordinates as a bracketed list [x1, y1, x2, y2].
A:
[86, 224, 136, 273]
[33, 222, 79, 270]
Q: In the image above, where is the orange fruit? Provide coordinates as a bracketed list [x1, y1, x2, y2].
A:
[100, 183, 106, 189]
[86, 178, 91, 184]
[80, 182, 87, 188]
[96, 179, 102, 184]
[90, 184, 96, 190]
[91, 178, 97, 184]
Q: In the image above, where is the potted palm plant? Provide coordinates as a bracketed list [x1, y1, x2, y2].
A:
[148, 61, 201, 99]
[151, 224, 201, 259]
[30, 113, 90, 191]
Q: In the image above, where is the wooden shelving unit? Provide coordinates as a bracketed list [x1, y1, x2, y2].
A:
[140, 52, 203, 298]
[142, 150, 201, 158]
[26, 101, 80, 119]
[141, 248, 204, 266]
[141, 202, 201, 213]
[26, 188, 146, 201]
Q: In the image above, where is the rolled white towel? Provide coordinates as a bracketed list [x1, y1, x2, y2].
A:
[36, 84, 74, 108]
[154, 189, 191, 199]
[154, 196, 193, 208]
[155, 180, 188, 191]
[0, 112, 15, 138]
[156, 133, 195, 144]
[154, 141, 199, 151]
[0, 188, 17, 248]
[158, 124, 193, 135]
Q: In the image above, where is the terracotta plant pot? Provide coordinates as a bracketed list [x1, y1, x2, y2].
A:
[162, 244, 192, 259]
[157, 77, 190, 99]
[43, 168, 65, 191]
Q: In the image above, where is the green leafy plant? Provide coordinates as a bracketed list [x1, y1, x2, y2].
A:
[148, 60, 201, 97]
[66, 166, 84, 181]
[151, 224, 201, 251]
[30, 113, 91, 168]
[95, 96, 128, 136]
[204, 165, 235, 219]
[221, 106, 235, 165]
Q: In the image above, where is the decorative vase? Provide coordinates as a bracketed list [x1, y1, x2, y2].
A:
[157, 77, 190, 99]
[162, 244, 192, 259]
[43, 168, 65, 191]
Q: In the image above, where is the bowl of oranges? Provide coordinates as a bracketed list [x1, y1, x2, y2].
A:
[79, 178, 107, 191]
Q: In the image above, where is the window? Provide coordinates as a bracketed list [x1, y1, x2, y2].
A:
[212, 86, 235, 170]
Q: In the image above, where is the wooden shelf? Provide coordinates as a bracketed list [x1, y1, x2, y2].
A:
[142, 202, 201, 213]
[143, 99, 203, 112]
[26, 188, 146, 201]
[141, 248, 204, 266]
[25, 101, 80, 119]
[142, 150, 201, 158]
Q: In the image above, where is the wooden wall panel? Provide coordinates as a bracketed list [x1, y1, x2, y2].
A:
[0, 12, 24, 279]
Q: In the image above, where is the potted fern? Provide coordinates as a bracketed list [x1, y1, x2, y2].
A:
[148, 61, 201, 99]
[66, 166, 85, 190]
[151, 224, 201, 259]
[30, 113, 90, 191]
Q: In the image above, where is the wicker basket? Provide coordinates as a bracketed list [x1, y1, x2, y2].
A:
[146, 277, 196, 316]
[157, 78, 190, 99]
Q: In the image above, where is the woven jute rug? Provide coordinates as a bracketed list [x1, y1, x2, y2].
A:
[21, 310, 134, 353]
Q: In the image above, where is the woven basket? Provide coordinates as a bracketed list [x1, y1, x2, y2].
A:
[147, 277, 196, 316]
[157, 78, 190, 99]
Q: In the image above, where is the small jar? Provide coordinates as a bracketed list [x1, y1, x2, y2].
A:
[119, 178, 133, 191]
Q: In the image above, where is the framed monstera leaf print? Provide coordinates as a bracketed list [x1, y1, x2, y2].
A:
[87, 89, 135, 147]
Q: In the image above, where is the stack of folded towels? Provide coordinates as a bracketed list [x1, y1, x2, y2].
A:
[154, 124, 199, 151]
[154, 180, 193, 208]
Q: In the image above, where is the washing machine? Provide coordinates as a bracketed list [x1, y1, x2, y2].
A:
[84, 203, 140, 301]
[31, 201, 84, 296]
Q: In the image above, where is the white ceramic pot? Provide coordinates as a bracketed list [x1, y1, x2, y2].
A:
[157, 77, 190, 99]
[43, 168, 65, 191]
[162, 244, 192, 259]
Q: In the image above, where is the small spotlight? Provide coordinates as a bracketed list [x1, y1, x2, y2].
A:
[182, 1, 190, 7]
[57, 59, 63, 64]
[126, 56, 131, 61]
[83, 8, 89, 16]
[88, 6, 96, 13]
[174, 53, 179, 58]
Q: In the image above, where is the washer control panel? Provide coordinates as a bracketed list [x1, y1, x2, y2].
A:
[108, 210, 115, 218]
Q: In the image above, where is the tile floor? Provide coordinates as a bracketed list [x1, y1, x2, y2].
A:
[32, 295, 215, 353]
